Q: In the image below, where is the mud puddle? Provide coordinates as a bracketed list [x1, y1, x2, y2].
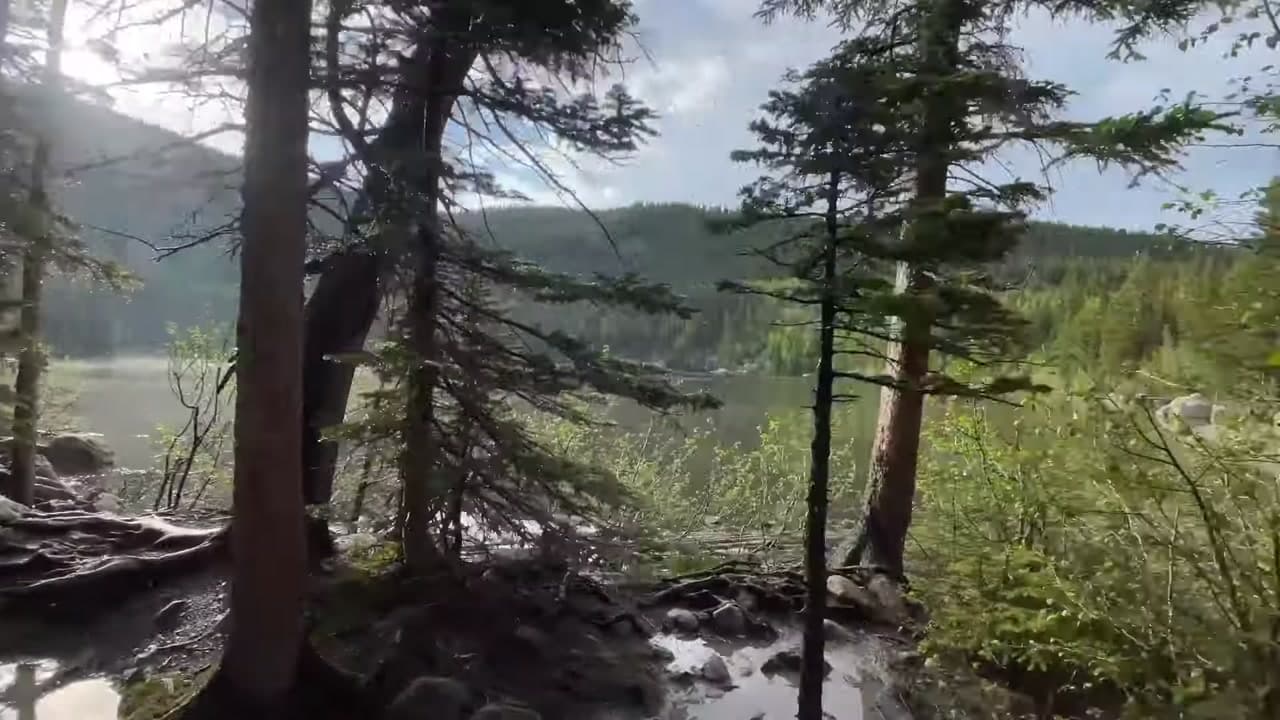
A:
[650, 627, 908, 720]
[0, 660, 120, 720]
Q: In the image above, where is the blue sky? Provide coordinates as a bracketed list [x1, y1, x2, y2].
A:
[492, 1, 1274, 233]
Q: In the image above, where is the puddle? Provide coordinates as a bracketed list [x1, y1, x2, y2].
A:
[0, 662, 120, 720]
[651, 628, 905, 720]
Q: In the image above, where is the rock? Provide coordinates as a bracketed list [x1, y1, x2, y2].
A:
[512, 625, 551, 655]
[1211, 404, 1233, 425]
[823, 618, 856, 643]
[33, 455, 57, 481]
[386, 676, 474, 720]
[154, 599, 189, 631]
[1158, 393, 1214, 429]
[827, 574, 875, 609]
[94, 492, 122, 513]
[761, 649, 831, 678]
[700, 654, 732, 686]
[369, 650, 438, 701]
[335, 531, 379, 554]
[42, 433, 114, 476]
[710, 602, 746, 636]
[469, 704, 542, 720]
[867, 574, 910, 626]
[665, 607, 700, 633]
[0, 495, 27, 522]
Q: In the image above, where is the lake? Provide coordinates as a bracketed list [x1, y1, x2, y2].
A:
[51, 356, 884, 473]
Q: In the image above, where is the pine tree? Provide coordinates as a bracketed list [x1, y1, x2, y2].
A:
[4, 0, 66, 507]
[724, 41, 916, 717]
[754, 0, 1231, 576]
[301, 0, 673, 514]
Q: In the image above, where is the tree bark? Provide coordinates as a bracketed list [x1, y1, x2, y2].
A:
[4, 0, 66, 508]
[400, 13, 475, 573]
[798, 173, 840, 720]
[843, 0, 960, 577]
[220, 0, 313, 705]
[301, 24, 476, 508]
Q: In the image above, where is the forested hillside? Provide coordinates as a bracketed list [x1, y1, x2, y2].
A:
[31, 98, 1204, 367]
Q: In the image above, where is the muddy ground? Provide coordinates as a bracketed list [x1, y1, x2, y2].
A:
[1, 535, 924, 720]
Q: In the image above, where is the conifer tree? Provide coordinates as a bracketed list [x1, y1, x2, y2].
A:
[751, 0, 1231, 576]
[300, 1, 717, 568]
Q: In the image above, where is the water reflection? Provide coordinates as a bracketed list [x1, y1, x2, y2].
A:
[0, 663, 119, 720]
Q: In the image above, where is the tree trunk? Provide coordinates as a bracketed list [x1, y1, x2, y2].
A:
[220, 0, 313, 705]
[843, 0, 961, 577]
[301, 31, 476, 508]
[400, 21, 473, 573]
[4, 0, 66, 508]
[798, 173, 841, 720]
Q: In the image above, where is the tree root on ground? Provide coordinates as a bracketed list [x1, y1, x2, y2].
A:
[0, 509, 228, 604]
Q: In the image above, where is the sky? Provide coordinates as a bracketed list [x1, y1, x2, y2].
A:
[58, 0, 1277, 233]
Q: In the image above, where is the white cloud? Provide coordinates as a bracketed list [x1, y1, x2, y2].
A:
[50, 1, 1277, 232]
[632, 54, 731, 116]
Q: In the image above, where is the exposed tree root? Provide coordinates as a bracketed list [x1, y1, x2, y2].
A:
[0, 509, 228, 605]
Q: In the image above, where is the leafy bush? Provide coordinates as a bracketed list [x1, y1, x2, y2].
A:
[913, 395, 1280, 718]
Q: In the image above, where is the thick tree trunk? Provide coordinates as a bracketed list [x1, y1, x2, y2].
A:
[400, 20, 474, 573]
[301, 251, 379, 505]
[5, 0, 66, 508]
[220, 0, 313, 706]
[844, 263, 930, 575]
[843, 0, 960, 577]
[300, 31, 476, 508]
[798, 174, 840, 720]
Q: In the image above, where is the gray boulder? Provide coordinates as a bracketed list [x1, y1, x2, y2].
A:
[386, 676, 474, 720]
[710, 602, 747, 636]
[43, 433, 114, 476]
[1157, 393, 1214, 429]
[700, 654, 732, 686]
[665, 607, 700, 633]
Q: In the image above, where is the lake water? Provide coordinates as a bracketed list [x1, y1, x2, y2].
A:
[54, 356, 884, 473]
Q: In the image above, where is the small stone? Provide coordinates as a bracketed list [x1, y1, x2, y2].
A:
[334, 532, 379, 554]
[867, 574, 910, 626]
[512, 625, 550, 655]
[153, 599, 189, 630]
[0, 495, 27, 523]
[705, 686, 725, 699]
[470, 703, 542, 720]
[823, 618, 856, 643]
[710, 602, 746, 636]
[649, 644, 675, 663]
[386, 676, 474, 720]
[32, 455, 58, 481]
[761, 649, 831, 678]
[94, 492, 122, 513]
[700, 654, 732, 686]
[665, 607, 700, 633]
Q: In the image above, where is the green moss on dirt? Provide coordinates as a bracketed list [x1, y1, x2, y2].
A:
[119, 666, 214, 720]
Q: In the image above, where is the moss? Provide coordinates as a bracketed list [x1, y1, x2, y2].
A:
[119, 666, 215, 720]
